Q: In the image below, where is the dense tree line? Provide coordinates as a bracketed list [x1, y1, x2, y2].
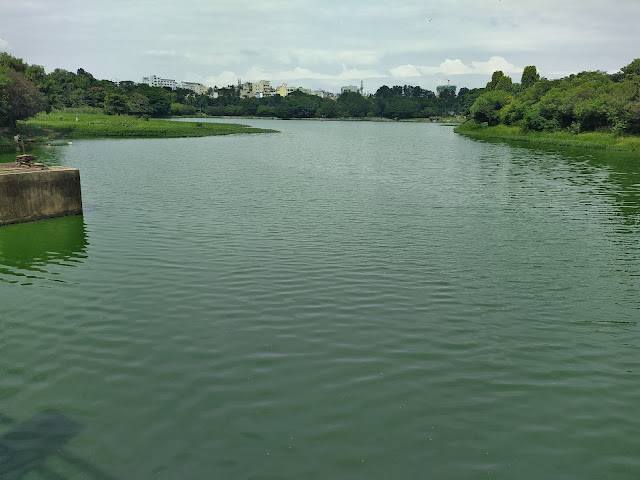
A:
[1, 52, 477, 128]
[188, 85, 474, 119]
[3, 51, 639, 134]
[469, 60, 640, 134]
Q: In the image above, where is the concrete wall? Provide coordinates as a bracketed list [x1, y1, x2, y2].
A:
[0, 166, 83, 226]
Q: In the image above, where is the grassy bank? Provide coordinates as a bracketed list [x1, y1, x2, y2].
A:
[13, 108, 276, 145]
[454, 122, 640, 153]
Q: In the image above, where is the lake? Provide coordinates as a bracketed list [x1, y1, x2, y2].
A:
[1, 119, 640, 479]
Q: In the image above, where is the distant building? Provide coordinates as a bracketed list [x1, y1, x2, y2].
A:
[239, 82, 254, 99]
[252, 80, 274, 98]
[179, 81, 208, 95]
[142, 76, 208, 94]
[275, 83, 295, 97]
[436, 84, 457, 97]
[341, 85, 360, 95]
[142, 75, 178, 90]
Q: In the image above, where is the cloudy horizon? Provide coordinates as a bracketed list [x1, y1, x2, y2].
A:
[1, 0, 638, 94]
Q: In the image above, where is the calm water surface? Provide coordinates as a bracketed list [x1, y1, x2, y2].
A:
[1, 120, 640, 479]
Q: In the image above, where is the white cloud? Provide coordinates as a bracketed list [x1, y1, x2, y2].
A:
[392, 57, 522, 78]
[0, 38, 10, 50]
[390, 64, 422, 77]
[467, 57, 521, 75]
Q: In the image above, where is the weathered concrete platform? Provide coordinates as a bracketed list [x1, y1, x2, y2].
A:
[0, 163, 83, 226]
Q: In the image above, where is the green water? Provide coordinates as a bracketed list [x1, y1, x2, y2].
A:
[1, 120, 640, 479]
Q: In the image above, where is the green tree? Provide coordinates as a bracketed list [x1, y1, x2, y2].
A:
[1, 70, 47, 128]
[337, 91, 371, 117]
[127, 93, 152, 116]
[486, 71, 512, 91]
[621, 59, 640, 76]
[0, 52, 29, 73]
[470, 90, 513, 125]
[0, 70, 10, 124]
[385, 97, 419, 118]
[316, 99, 339, 118]
[521, 66, 540, 89]
[375, 85, 393, 98]
[103, 93, 128, 115]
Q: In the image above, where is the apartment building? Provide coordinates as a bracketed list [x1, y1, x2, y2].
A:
[252, 80, 275, 98]
[142, 75, 208, 95]
[142, 75, 179, 90]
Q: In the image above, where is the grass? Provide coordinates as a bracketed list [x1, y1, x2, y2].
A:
[15, 108, 277, 142]
[454, 122, 640, 153]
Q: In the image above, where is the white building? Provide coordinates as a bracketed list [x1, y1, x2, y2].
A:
[142, 75, 178, 90]
[179, 81, 208, 95]
[341, 85, 360, 95]
[142, 76, 209, 94]
[312, 89, 332, 98]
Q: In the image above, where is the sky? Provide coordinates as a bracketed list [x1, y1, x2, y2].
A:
[1, 0, 639, 94]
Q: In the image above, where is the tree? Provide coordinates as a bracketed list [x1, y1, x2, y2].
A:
[0, 52, 28, 73]
[375, 85, 393, 98]
[470, 90, 513, 126]
[521, 66, 540, 90]
[0, 70, 10, 124]
[385, 97, 419, 118]
[1, 70, 47, 128]
[486, 71, 512, 91]
[495, 75, 513, 92]
[621, 59, 640, 76]
[337, 91, 371, 117]
[127, 93, 152, 116]
[316, 99, 339, 118]
[103, 93, 128, 115]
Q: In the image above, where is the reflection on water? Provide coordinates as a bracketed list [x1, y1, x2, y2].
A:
[0, 145, 67, 166]
[0, 215, 87, 281]
[0, 410, 116, 480]
[480, 138, 640, 227]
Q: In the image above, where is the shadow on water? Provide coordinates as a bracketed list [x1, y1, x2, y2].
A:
[480, 138, 640, 226]
[0, 410, 116, 480]
[0, 216, 88, 281]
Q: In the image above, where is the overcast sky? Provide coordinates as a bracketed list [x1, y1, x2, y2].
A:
[1, 0, 638, 94]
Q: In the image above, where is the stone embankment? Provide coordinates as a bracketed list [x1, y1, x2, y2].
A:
[0, 163, 83, 226]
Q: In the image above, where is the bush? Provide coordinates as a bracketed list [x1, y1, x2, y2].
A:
[470, 91, 513, 126]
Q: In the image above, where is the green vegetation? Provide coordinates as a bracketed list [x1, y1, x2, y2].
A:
[18, 109, 276, 140]
[0, 52, 47, 129]
[455, 122, 640, 152]
[198, 87, 471, 120]
[457, 60, 640, 151]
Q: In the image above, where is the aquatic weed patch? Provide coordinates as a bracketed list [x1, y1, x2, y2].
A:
[455, 122, 640, 153]
[19, 109, 277, 139]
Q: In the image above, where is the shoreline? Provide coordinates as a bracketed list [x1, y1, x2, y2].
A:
[2, 111, 463, 153]
[1, 110, 277, 153]
[454, 122, 640, 153]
